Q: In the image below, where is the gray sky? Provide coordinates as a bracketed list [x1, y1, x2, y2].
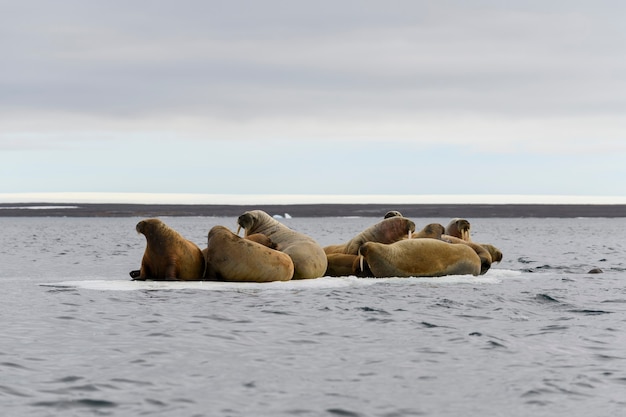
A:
[2, 1, 626, 198]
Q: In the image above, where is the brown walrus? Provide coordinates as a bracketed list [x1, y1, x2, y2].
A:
[358, 239, 482, 278]
[441, 234, 492, 275]
[133, 218, 205, 281]
[325, 253, 362, 277]
[237, 210, 327, 279]
[323, 216, 416, 255]
[203, 226, 294, 282]
[412, 223, 446, 239]
[384, 210, 403, 219]
[445, 218, 471, 241]
[445, 218, 502, 262]
[480, 243, 503, 263]
[443, 218, 503, 263]
[245, 233, 277, 249]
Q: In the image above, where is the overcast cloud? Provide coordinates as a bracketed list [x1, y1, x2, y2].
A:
[2, 1, 626, 198]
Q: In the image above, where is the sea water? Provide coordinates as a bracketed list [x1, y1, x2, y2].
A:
[1, 216, 626, 417]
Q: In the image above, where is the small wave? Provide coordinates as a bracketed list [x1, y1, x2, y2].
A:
[326, 408, 363, 417]
[1, 361, 24, 368]
[31, 398, 117, 409]
[109, 378, 154, 387]
[357, 306, 390, 314]
[568, 309, 613, 315]
[535, 293, 561, 303]
[0, 384, 31, 398]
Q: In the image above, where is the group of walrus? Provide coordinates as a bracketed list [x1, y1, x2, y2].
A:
[129, 209, 503, 283]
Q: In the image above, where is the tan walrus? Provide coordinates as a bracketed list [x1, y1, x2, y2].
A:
[412, 223, 446, 239]
[324, 253, 362, 277]
[481, 243, 503, 263]
[441, 234, 493, 275]
[203, 226, 294, 282]
[358, 239, 482, 278]
[444, 218, 503, 263]
[323, 216, 416, 255]
[237, 210, 327, 279]
[245, 233, 277, 249]
[133, 218, 205, 281]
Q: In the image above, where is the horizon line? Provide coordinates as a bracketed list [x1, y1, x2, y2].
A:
[1, 192, 626, 205]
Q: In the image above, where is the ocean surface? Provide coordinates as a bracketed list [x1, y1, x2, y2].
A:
[2, 215, 626, 417]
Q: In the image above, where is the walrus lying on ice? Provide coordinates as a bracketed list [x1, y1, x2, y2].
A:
[444, 218, 503, 263]
[323, 216, 416, 255]
[323, 216, 415, 277]
[237, 210, 327, 279]
[203, 226, 294, 282]
[358, 238, 483, 278]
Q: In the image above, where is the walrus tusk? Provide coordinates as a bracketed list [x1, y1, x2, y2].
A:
[236, 225, 241, 236]
[359, 255, 364, 272]
[408, 230, 412, 239]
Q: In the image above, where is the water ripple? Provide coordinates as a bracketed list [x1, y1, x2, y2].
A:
[326, 408, 363, 417]
[1, 362, 32, 371]
[110, 378, 154, 387]
[568, 309, 613, 315]
[31, 398, 118, 410]
[0, 385, 31, 398]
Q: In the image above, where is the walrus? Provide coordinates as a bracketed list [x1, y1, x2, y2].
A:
[441, 234, 492, 275]
[325, 253, 361, 277]
[412, 223, 446, 239]
[443, 218, 503, 263]
[203, 226, 294, 282]
[237, 210, 327, 279]
[445, 218, 471, 241]
[323, 216, 416, 255]
[133, 218, 205, 280]
[358, 239, 482, 278]
[480, 243, 503, 263]
[384, 210, 403, 219]
[245, 233, 277, 249]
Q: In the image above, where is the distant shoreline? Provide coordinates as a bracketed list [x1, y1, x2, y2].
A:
[1, 203, 625, 218]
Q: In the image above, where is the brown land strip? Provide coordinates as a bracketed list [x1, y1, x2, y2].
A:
[0, 203, 625, 217]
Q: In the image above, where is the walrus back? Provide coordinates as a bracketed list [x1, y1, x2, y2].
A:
[137, 218, 205, 280]
[344, 217, 415, 255]
[205, 225, 294, 282]
[362, 239, 481, 278]
[237, 210, 327, 279]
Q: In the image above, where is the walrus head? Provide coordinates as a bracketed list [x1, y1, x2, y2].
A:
[136, 218, 163, 235]
[236, 211, 256, 236]
[357, 243, 374, 276]
[481, 243, 503, 263]
[378, 217, 416, 241]
[208, 225, 232, 240]
[445, 218, 471, 241]
[415, 223, 445, 239]
[384, 210, 403, 219]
